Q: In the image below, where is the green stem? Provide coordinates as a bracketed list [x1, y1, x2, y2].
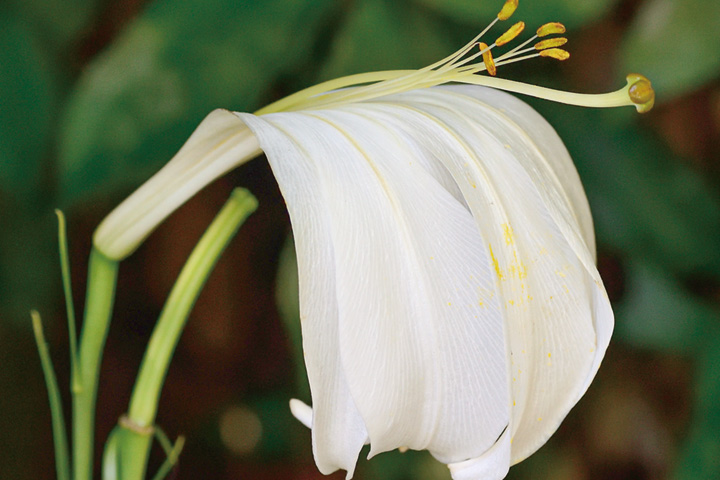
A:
[115, 188, 257, 479]
[73, 249, 119, 480]
[32, 310, 71, 480]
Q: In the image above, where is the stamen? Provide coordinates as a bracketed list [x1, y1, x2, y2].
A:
[538, 48, 570, 61]
[537, 22, 566, 37]
[535, 38, 568, 50]
[256, 1, 655, 116]
[496, 22, 525, 47]
[497, 0, 518, 21]
[627, 73, 655, 113]
[479, 42, 497, 76]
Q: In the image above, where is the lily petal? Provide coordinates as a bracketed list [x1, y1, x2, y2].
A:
[94, 109, 260, 260]
[356, 86, 612, 463]
[240, 105, 510, 468]
[237, 112, 368, 477]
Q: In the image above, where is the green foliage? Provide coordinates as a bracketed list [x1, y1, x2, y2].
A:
[0, 13, 56, 204]
[615, 259, 718, 353]
[411, 0, 619, 30]
[317, 0, 459, 80]
[620, 0, 720, 100]
[3, 0, 720, 478]
[58, 0, 340, 204]
[675, 333, 720, 479]
[3, 0, 100, 51]
[539, 105, 720, 278]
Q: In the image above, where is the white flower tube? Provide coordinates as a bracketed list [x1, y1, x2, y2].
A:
[235, 85, 612, 479]
[91, 2, 654, 476]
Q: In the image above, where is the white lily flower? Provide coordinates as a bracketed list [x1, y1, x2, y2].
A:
[93, 1, 654, 478]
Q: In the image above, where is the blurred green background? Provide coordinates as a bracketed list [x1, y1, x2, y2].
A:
[2, 0, 719, 478]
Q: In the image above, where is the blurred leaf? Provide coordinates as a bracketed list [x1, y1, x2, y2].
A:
[3, 0, 100, 50]
[620, 0, 720, 100]
[317, 0, 459, 81]
[537, 104, 720, 278]
[359, 447, 450, 480]
[58, 0, 339, 205]
[615, 259, 718, 353]
[0, 13, 56, 204]
[411, 0, 619, 30]
[275, 235, 310, 402]
[0, 210, 58, 326]
[674, 332, 720, 479]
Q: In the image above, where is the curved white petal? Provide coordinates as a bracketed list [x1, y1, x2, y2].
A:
[94, 109, 261, 259]
[358, 86, 613, 463]
[239, 84, 611, 477]
[237, 112, 368, 477]
[289, 398, 313, 429]
[448, 427, 511, 480]
[242, 107, 510, 467]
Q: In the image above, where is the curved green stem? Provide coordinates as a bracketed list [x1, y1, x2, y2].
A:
[73, 249, 119, 480]
[113, 188, 257, 480]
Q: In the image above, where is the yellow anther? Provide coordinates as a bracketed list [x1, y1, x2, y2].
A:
[534, 37, 568, 50]
[479, 42, 497, 76]
[539, 48, 570, 60]
[495, 21, 525, 47]
[497, 0, 518, 21]
[626, 73, 655, 113]
[537, 22, 566, 37]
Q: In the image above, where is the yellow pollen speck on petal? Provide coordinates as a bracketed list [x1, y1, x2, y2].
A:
[447, 302, 452, 306]
[539, 48, 570, 61]
[478, 42, 497, 76]
[502, 223, 514, 245]
[497, 0, 518, 20]
[537, 417, 542, 422]
[537, 22, 566, 37]
[627, 73, 655, 113]
[548, 353, 551, 358]
[534, 37, 568, 50]
[508, 299, 515, 306]
[495, 21, 525, 46]
[489, 244, 504, 280]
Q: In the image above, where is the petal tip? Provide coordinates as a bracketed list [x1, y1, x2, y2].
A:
[289, 398, 313, 429]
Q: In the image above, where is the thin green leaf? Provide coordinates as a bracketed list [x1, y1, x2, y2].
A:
[31, 310, 71, 480]
[151, 428, 185, 480]
[55, 210, 82, 392]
